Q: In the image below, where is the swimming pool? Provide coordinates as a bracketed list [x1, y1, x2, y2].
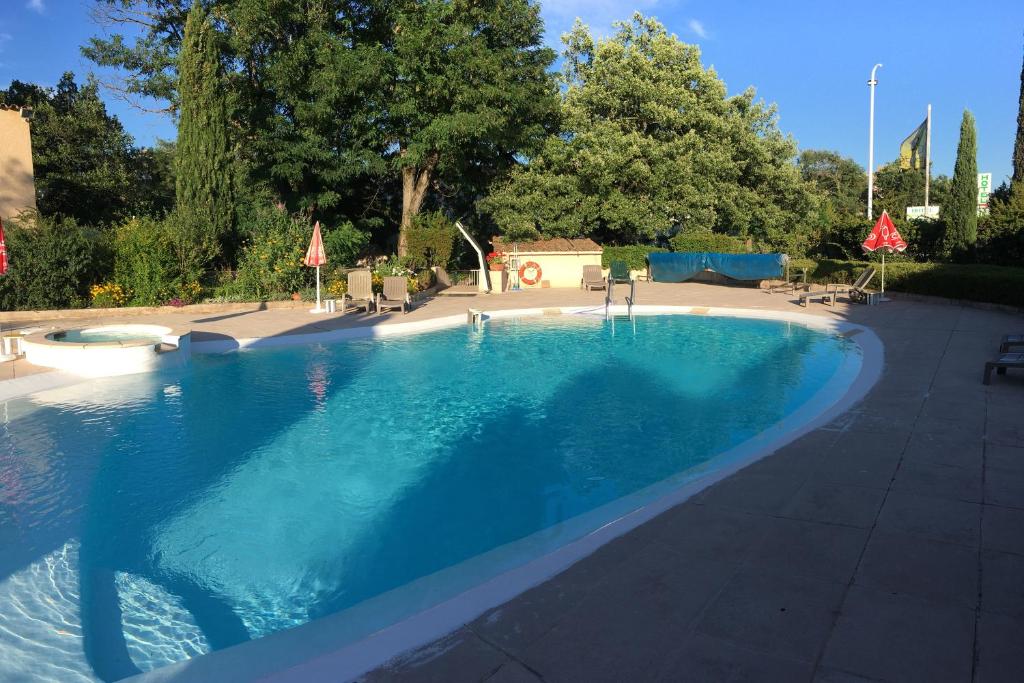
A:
[0, 313, 865, 681]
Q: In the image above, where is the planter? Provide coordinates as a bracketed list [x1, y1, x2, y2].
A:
[489, 264, 505, 272]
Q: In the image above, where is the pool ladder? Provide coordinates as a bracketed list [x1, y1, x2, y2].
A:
[605, 278, 637, 333]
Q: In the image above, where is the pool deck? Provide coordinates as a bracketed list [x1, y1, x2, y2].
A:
[5, 283, 1024, 682]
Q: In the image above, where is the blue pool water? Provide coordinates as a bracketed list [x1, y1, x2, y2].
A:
[49, 329, 162, 344]
[0, 315, 859, 681]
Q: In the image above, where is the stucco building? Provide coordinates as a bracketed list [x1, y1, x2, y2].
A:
[0, 104, 37, 223]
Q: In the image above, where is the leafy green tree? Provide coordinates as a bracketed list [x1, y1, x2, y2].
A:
[1014, 49, 1024, 186]
[482, 15, 816, 252]
[175, 1, 234, 250]
[944, 110, 978, 259]
[384, 0, 558, 254]
[1, 74, 145, 224]
[798, 150, 866, 219]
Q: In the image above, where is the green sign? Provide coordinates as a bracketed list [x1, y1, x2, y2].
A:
[978, 172, 992, 215]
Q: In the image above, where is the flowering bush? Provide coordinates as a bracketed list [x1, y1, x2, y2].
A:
[325, 279, 347, 298]
[486, 251, 505, 267]
[90, 282, 126, 308]
[234, 206, 313, 299]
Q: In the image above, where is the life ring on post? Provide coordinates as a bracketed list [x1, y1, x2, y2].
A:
[518, 261, 542, 286]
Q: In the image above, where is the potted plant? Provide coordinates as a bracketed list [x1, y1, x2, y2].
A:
[486, 251, 506, 271]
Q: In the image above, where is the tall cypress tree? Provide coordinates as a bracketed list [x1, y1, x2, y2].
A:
[1013, 49, 1024, 186]
[175, 1, 234, 247]
[944, 110, 978, 259]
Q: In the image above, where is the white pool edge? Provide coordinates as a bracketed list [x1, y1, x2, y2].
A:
[124, 305, 882, 683]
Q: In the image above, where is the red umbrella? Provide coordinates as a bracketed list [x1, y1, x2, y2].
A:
[0, 217, 8, 276]
[304, 221, 328, 313]
[862, 210, 906, 295]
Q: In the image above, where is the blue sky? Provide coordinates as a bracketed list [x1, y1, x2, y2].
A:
[2, 1, 1022, 184]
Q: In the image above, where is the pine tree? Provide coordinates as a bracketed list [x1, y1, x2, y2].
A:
[944, 110, 978, 260]
[1013, 49, 1024, 186]
[175, 1, 234, 250]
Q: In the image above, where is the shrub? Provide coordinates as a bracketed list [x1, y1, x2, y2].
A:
[405, 212, 456, 270]
[234, 206, 313, 299]
[90, 282, 126, 308]
[112, 216, 176, 305]
[0, 214, 96, 310]
[601, 245, 669, 270]
[669, 231, 748, 254]
[791, 258, 1024, 308]
[322, 221, 369, 267]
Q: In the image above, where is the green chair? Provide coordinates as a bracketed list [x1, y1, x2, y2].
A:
[609, 260, 631, 285]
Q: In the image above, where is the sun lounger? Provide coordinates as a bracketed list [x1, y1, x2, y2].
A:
[999, 335, 1024, 353]
[582, 264, 607, 291]
[377, 276, 411, 315]
[828, 267, 877, 304]
[345, 270, 375, 313]
[769, 268, 809, 294]
[984, 352, 1024, 384]
[609, 260, 632, 285]
[798, 287, 836, 307]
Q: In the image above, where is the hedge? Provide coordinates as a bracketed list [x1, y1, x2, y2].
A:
[787, 259, 1024, 309]
[602, 245, 668, 270]
[669, 232, 747, 254]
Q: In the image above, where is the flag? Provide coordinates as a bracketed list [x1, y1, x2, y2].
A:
[899, 118, 928, 170]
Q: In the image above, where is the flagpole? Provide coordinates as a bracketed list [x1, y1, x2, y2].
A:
[924, 104, 932, 211]
[867, 64, 882, 220]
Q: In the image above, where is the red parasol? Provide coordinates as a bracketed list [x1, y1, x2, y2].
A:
[304, 221, 328, 313]
[861, 211, 907, 295]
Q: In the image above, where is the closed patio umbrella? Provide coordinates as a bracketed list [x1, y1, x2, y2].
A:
[861, 210, 907, 298]
[304, 221, 327, 313]
[0, 217, 8, 276]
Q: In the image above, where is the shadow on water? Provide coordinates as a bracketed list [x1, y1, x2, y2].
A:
[1, 314, 823, 681]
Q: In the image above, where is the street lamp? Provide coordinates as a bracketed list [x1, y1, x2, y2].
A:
[866, 64, 882, 220]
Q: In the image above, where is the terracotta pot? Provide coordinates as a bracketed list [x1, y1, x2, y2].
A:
[291, 292, 302, 301]
[489, 264, 505, 271]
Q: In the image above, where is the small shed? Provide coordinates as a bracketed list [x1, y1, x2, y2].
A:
[491, 237, 603, 290]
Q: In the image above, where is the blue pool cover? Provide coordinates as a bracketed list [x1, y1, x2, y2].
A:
[648, 252, 786, 282]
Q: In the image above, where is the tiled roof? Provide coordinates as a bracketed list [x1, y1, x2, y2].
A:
[492, 237, 602, 253]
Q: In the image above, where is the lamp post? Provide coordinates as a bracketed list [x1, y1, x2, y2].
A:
[867, 63, 882, 220]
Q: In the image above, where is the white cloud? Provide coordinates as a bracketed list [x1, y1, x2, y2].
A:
[688, 19, 708, 39]
[26, 0, 45, 13]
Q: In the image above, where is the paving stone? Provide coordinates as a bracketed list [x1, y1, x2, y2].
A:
[890, 460, 982, 503]
[362, 629, 506, 683]
[986, 403, 1024, 447]
[690, 471, 806, 516]
[980, 549, 1024, 619]
[812, 669, 883, 682]
[975, 611, 1024, 683]
[694, 567, 846, 662]
[484, 661, 541, 683]
[745, 517, 869, 583]
[854, 530, 979, 609]
[783, 482, 887, 529]
[986, 445, 1024, 474]
[654, 633, 815, 682]
[516, 566, 694, 683]
[902, 430, 983, 468]
[631, 503, 770, 565]
[821, 586, 975, 683]
[807, 440, 902, 489]
[875, 491, 981, 547]
[984, 467, 1024, 509]
[982, 505, 1024, 556]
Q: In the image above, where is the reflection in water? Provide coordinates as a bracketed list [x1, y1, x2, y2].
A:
[0, 316, 856, 681]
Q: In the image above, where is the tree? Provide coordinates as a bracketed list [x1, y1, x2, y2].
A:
[1013, 48, 1024, 186]
[944, 110, 978, 259]
[798, 150, 865, 218]
[384, 0, 558, 254]
[175, 1, 234, 249]
[1, 74, 148, 224]
[482, 15, 816, 252]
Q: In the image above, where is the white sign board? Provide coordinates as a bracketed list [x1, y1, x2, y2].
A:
[907, 205, 940, 220]
[978, 172, 992, 214]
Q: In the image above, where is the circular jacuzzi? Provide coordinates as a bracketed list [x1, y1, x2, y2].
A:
[23, 324, 191, 376]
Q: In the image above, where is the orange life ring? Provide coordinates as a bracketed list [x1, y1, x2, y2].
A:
[518, 261, 542, 286]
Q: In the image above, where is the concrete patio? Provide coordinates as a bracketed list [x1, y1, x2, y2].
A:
[2, 282, 1022, 682]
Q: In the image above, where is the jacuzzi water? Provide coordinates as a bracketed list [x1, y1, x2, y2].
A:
[48, 329, 163, 344]
[0, 315, 860, 681]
